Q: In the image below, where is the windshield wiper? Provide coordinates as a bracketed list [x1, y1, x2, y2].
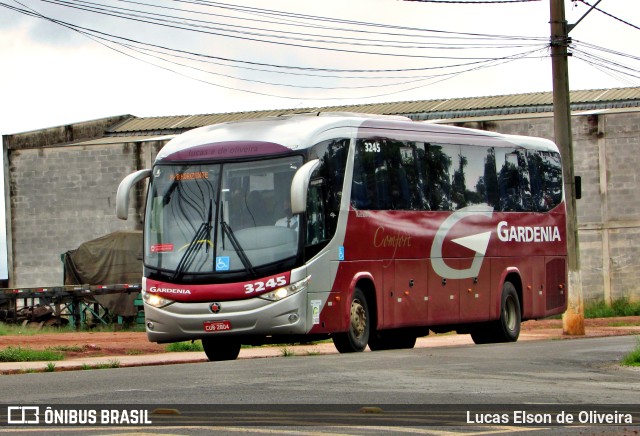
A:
[220, 219, 257, 278]
[173, 200, 213, 280]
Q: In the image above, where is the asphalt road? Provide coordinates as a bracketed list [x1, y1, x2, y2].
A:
[1, 335, 638, 434]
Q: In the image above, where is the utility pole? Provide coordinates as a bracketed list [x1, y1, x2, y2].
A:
[550, 0, 584, 335]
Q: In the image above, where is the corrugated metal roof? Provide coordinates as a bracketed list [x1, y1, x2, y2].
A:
[71, 134, 176, 146]
[108, 87, 640, 135]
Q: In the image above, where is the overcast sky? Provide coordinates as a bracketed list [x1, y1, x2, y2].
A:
[0, 0, 638, 137]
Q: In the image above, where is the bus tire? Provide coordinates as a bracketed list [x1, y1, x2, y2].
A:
[471, 281, 521, 344]
[201, 337, 241, 361]
[333, 287, 370, 353]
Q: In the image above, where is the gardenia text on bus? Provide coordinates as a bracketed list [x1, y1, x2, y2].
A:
[497, 221, 561, 243]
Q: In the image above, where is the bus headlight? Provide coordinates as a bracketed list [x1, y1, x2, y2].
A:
[142, 289, 174, 308]
[259, 276, 310, 302]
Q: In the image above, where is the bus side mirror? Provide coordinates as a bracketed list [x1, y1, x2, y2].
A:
[575, 175, 581, 200]
[116, 169, 152, 220]
[290, 159, 320, 215]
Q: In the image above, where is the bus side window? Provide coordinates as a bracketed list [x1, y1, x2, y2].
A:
[539, 151, 563, 210]
[353, 138, 427, 211]
[308, 138, 348, 235]
[423, 143, 454, 211]
[495, 148, 532, 212]
[306, 179, 327, 246]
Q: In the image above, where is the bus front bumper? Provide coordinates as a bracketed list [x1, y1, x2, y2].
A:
[143, 290, 308, 343]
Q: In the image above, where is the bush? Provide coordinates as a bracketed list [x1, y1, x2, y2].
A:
[621, 338, 640, 367]
[584, 298, 640, 318]
[166, 341, 203, 352]
[0, 346, 64, 362]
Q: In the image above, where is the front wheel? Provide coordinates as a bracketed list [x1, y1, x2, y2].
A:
[201, 337, 241, 361]
[333, 288, 370, 353]
[471, 281, 521, 344]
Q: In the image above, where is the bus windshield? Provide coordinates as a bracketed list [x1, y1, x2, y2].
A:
[145, 155, 303, 277]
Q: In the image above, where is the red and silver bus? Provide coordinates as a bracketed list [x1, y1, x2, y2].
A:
[116, 113, 567, 361]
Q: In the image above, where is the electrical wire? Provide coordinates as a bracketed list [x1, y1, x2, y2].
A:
[0, 1, 547, 74]
[2, 0, 637, 102]
[31, 0, 546, 59]
[577, 0, 640, 31]
[40, 0, 546, 49]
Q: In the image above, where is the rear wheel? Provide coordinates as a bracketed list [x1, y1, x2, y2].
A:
[333, 288, 370, 353]
[471, 281, 521, 344]
[201, 337, 242, 361]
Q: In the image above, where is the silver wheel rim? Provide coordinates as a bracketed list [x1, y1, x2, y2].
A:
[504, 296, 517, 332]
[350, 299, 366, 339]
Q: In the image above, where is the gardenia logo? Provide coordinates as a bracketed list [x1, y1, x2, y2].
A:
[496, 221, 561, 243]
[149, 286, 191, 295]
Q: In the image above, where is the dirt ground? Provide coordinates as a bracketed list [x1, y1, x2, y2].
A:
[1, 317, 639, 359]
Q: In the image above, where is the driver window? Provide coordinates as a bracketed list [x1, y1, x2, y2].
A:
[305, 179, 327, 246]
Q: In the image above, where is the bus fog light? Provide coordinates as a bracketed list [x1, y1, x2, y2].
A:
[288, 314, 299, 323]
[146, 322, 154, 330]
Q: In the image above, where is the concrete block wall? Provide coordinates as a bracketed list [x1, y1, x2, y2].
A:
[7, 140, 162, 287]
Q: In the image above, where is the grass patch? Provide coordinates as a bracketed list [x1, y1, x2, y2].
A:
[45, 362, 56, 372]
[91, 360, 121, 369]
[621, 338, 640, 367]
[607, 321, 640, 327]
[0, 322, 145, 336]
[166, 341, 203, 352]
[584, 298, 640, 319]
[0, 323, 60, 336]
[281, 346, 295, 357]
[0, 346, 64, 362]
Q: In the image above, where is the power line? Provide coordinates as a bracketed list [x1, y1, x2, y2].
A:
[33, 0, 546, 57]
[0, 0, 549, 101]
[2, 0, 637, 103]
[577, 0, 640, 31]
[1, 1, 547, 73]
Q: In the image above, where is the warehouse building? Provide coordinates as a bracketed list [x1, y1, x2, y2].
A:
[3, 86, 640, 303]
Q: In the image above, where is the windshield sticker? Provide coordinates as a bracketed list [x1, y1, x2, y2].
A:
[150, 243, 174, 253]
[216, 256, 230, 271]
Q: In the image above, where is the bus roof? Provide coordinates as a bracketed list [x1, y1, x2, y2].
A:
[155, 112, 559, 163]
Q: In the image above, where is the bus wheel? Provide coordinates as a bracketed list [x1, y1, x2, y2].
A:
[333, 288, 370, 353]
[471, 281, 521, 344]
[201, 337, 241, 361]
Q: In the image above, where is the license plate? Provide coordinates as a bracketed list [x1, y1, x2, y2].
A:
[203, 320, 231, 332]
